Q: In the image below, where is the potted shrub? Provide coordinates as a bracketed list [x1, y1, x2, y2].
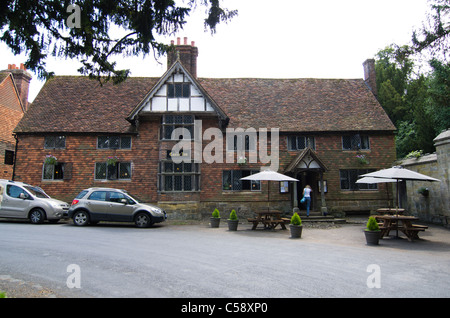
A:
[210, 208, 221, 228]
[364, 216, 381, 245]
[289, 212, 302, 238]
[227, 209, 239, 231]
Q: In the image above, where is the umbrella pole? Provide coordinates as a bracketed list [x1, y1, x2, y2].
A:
[396, 179, 399, 238]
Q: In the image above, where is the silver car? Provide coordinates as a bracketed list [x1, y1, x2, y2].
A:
[67, 187, 167, 227]
[0, 179, 69, 224]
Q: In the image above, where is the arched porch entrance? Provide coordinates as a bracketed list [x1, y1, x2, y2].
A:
[284, 148, 328, 215]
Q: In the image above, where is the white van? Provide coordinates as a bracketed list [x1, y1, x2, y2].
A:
[0, 179, 69, 224]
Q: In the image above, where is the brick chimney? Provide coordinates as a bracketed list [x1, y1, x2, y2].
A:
[363, 59, 377, 99]
[6, 63, 32, 111]
[167, 37, 198, 78]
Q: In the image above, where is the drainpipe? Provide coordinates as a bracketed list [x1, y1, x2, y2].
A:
[12, 134, 18, 181]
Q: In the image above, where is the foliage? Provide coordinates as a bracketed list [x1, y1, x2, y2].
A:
[417, 187, 430, 196]
[0, 291, 6, 298]
[405, 150, 424, 159]
[0, 0, 237, 83]
[366, 217, 380, 232]
[212, 208, 220, 218]
[374, 1, 449, 158]
[228, 209, 238, 220]
[410, 0, 450, 62]
[44, 154, 57, 165]
[290, 212, 302, 226]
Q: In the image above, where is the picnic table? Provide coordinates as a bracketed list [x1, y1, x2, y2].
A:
[375, 215, 428, 241]
[247, 210, 289, 230]
[376, 208, 405, 215]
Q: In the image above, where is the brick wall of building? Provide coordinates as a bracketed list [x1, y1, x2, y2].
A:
[14, 118, 396, 219]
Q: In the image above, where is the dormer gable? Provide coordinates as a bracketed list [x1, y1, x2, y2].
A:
[127, 60, 228, 124]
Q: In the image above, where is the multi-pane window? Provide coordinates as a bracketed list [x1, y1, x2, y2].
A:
[43, 163, 71, 180]
[158, 161, 200, 192]
[167, 83, 190, 98]
[287, 136, 315, 150]
[342, 134, 370, 150]
[95, 162, 131, 180]
[44, 136, 66, 149]
[222, 170, 261, 191]
[227, 134, 257, 151]
[97, 136, 132, 149]
[160, 115, 194, 140]
[340, 169, 377, 190]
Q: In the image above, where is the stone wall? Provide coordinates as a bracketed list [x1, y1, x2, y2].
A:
[398, 129, 449, 227]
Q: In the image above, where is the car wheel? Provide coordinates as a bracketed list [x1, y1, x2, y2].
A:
[29, 208, 45, 224]
[135, 212, 152, 228]
[73, 211, 89, 226]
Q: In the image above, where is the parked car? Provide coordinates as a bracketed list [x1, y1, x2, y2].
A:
[67, 187, 167, 227]
[0, 179, 69, 224]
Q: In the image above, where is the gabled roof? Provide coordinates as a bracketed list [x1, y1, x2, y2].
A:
[284, 148, 328, 172]
[127, 60, 228, 122]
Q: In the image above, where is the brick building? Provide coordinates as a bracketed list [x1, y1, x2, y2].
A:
[13, 38, 396, 219]
[0, 64, 31, 179]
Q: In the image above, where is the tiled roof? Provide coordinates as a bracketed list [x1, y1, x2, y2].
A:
[0, 72, 24, 143]
[198, 78, 395, 132]
[15, 75, 395, 134]
[15, 76, 159, 134]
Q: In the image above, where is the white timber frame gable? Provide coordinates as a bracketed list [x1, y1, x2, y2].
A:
[128, 61, 227, 122]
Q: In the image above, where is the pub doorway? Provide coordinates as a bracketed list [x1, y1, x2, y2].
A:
[296, 171, 319, 211]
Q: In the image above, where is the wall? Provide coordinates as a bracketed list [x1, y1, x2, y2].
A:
[398, 129, 450, 227]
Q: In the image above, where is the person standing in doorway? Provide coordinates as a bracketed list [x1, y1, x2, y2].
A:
[303, 185, 312, 217]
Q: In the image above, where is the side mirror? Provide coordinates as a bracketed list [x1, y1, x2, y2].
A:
[120, 198, 128, 204]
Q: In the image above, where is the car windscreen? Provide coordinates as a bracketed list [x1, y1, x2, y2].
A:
[24, 186, 50, 198]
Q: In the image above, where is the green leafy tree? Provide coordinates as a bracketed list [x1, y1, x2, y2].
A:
[427, 59, 450, 133]
[0, 0, 237, 83]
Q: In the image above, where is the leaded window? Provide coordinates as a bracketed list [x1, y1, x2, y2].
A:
[44, 136, 66, 149]
[342, 134, 370, 150]
[95, 162, 132, 180]
[97, 136, 132, 149]
[222, 170, 260, 191]
[160, 115, 194, 140]
[340, 169, 377, 190]
[287, 136, 315, 150]
[158, 161, 200, 192]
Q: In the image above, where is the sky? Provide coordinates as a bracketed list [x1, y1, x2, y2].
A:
[0, 0, 430, 103]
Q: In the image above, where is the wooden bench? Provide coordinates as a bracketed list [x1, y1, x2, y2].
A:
[247, 218, 287, 230]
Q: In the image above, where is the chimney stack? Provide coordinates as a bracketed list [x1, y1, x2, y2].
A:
[167, 37, 199, 78]
[6, 63, 32, 111]
[363, 59, 377, 99]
